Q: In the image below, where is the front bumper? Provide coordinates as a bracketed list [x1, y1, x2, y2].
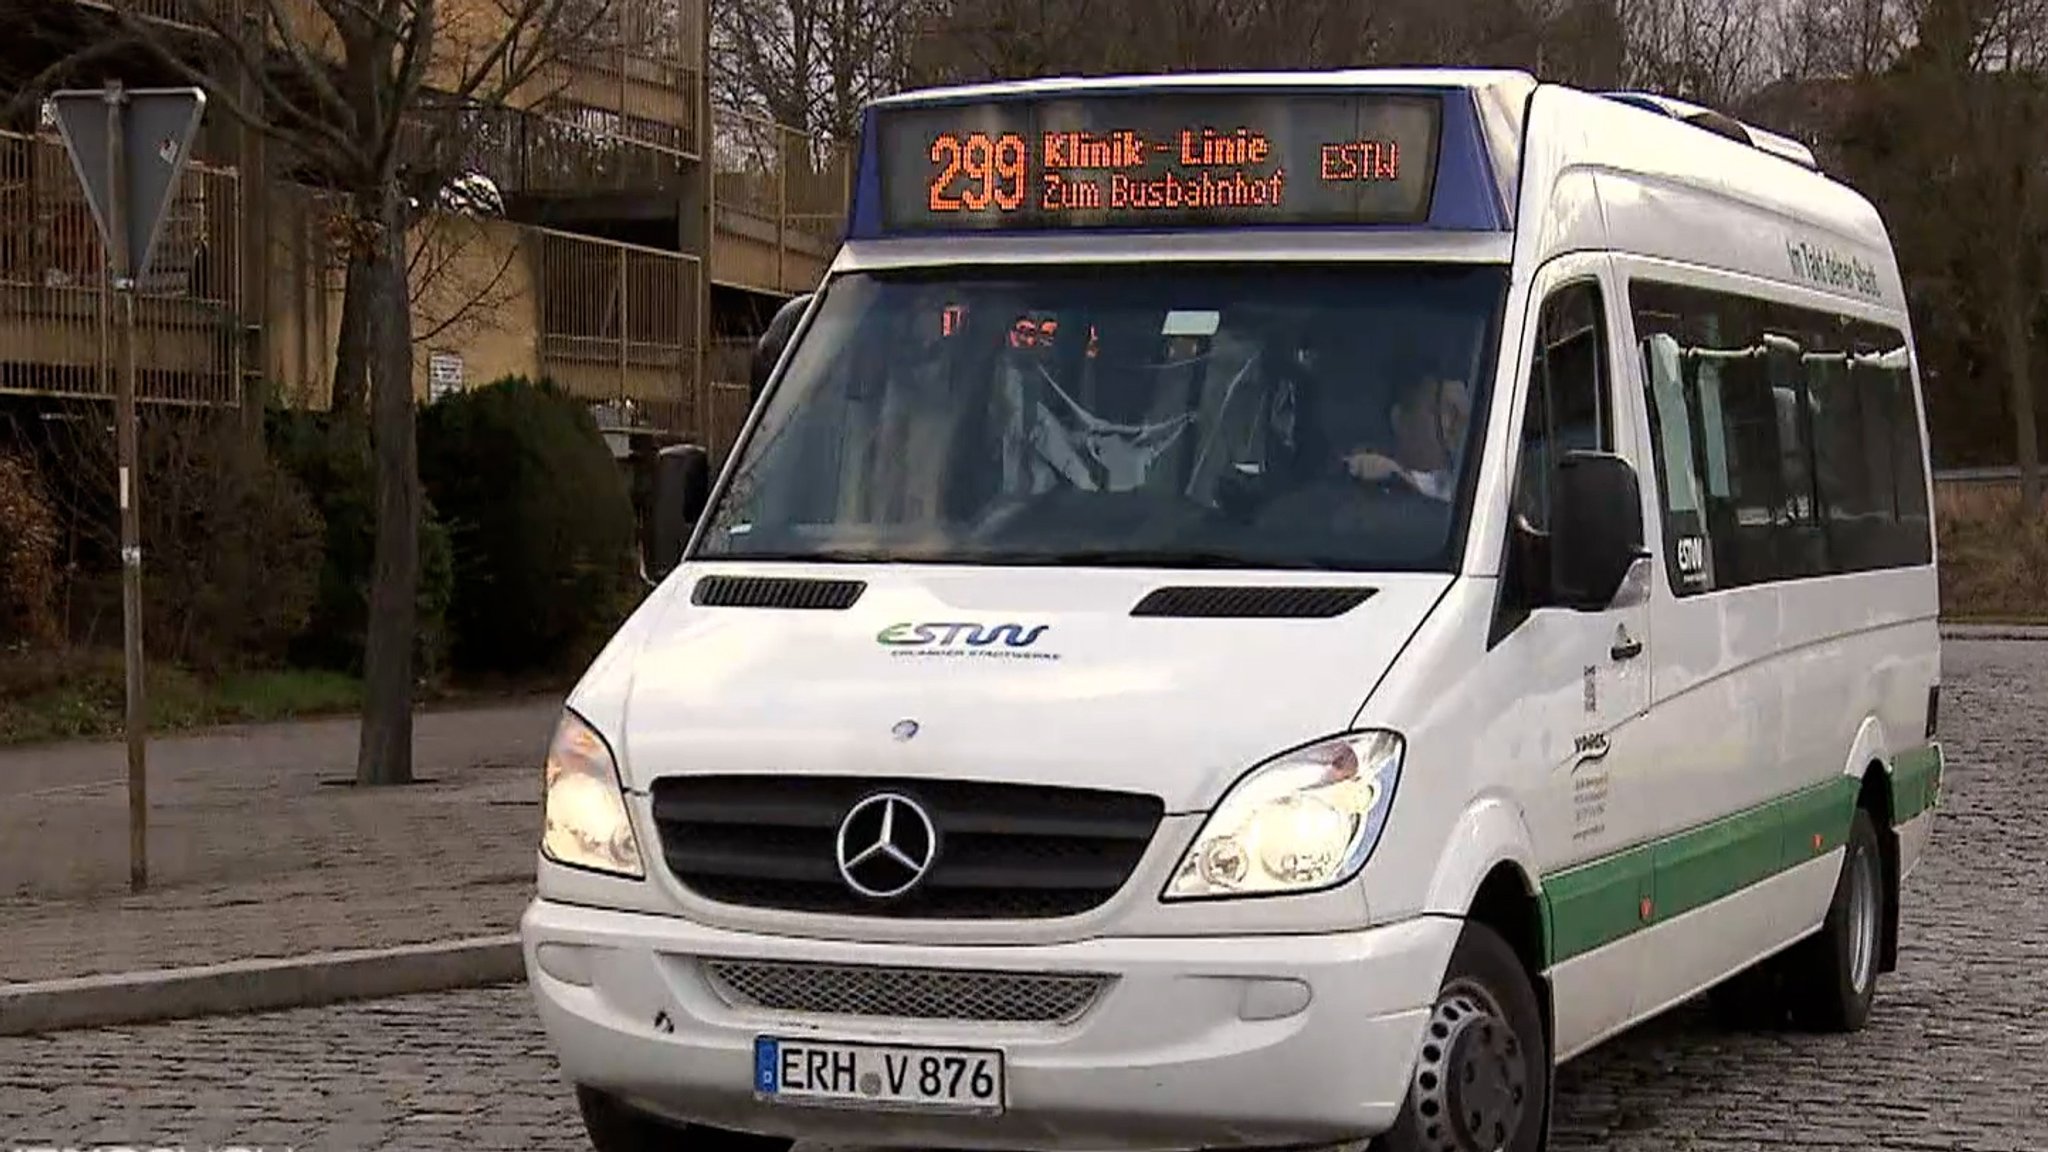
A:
[521, 898, 1459, 1151]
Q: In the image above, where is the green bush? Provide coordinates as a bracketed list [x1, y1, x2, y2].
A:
[266, 411, 455, 681]
[419, 376, 642, 676]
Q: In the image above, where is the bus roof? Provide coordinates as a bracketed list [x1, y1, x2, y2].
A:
[863, 68, 1542, 109]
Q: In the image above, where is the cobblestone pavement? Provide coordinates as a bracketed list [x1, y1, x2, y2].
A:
[0, 698, 560, 983]
[2, 639, 2043, 1150]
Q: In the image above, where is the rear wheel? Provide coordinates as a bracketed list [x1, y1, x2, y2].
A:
[1702, 804, 1888, 1034]
[1376, 921, 1548, 1152]
[577, 1086, 796, 1152]
[1784, 805, 1887, 1032]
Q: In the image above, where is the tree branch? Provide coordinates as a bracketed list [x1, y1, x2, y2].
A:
[256, 0, 363, 138]
[99, 0, 363, 172]
[0, 31, 146, 127]
[410, 222, 522, 344]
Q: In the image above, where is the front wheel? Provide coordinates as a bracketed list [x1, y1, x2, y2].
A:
[1375, 921, 1549, 1152]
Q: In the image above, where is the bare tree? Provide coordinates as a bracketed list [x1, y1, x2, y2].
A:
[1526, 0, 1628, 87]
[324, 174, 516, 416]
[714, 0, 929, 158]
[1616, 0, 1775, 107]
[1773, 0, 1914, 79]
[905, 0, 1369, 84]
[1899, 0, 2048, 508]
[88, 0, 617, 784]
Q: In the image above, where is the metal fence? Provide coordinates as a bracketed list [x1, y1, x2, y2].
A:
[403, 99, 693, 200]
[554, 0, 707, 157]
[63, 0, 226, 31]
[0, 128, 243, 406]
[531, 227, 701, 435]
[703, 335, 759, 452]
[712, 111, 849, 292]
[713, 111, 849, 236]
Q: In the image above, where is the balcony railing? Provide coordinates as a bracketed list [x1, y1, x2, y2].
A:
[402, 98, 693, 202]
[711, 111, 849, 293]
[64, 0, 221, 32]
[58, 0, 704, 143]
[0, 128, 243, 405]
[540, 0, 706, 155]
[531, 226, 701, 434]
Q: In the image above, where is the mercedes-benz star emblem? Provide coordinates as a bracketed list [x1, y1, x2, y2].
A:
[834, 792, 938, 899]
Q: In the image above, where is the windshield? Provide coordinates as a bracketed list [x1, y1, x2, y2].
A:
[695, 264, 1509, 571]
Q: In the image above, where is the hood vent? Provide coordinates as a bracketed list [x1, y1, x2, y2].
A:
[1131, 585, 1377, 619]
[691, 575, 866, 610]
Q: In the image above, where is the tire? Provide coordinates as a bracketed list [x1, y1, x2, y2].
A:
[577, 1086, 796, 1152]
[1375, 920, 1549, 1152]
[1783, 805, 1888, 1032]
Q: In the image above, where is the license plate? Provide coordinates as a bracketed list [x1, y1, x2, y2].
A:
[753, 1036, 1005, 1113]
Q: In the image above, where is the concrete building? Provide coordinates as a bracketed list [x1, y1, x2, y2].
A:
[0, 0, 841, 454]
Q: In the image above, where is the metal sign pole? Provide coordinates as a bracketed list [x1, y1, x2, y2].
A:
[53, 81, 203, 895]
[101, 80, 149, 895]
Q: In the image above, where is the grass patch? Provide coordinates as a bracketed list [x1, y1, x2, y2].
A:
[209, 667, 363, 722]
[1937, 483, 2048, 623]
[0, 650, 363, 746]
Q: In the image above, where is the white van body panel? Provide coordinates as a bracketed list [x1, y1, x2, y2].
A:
[1551, 847, 1842, 1062]
[590, 566, 1452, 813]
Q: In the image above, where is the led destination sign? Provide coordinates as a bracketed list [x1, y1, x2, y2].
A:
[872, 91, 1445, 232]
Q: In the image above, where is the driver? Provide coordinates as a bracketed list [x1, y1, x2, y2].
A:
[1342, 371, 1472, 502]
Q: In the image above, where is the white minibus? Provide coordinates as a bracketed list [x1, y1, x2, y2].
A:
[524, 68, 1945, 1152]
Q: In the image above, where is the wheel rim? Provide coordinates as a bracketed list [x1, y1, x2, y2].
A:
[1847, 841, 1881, 995]
[1408, 980, 1529, 1152]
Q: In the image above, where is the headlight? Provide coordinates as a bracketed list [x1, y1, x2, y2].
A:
[1164, 731, 1403, 900]
[542, 710, 645, 879]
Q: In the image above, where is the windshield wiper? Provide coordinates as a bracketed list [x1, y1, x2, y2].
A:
[699, 547, 1345, 571]
[696, 547, 911, 564]
[965, 548, 1340, 571]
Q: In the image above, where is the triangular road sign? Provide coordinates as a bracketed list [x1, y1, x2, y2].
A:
[48, 85, 207, 281]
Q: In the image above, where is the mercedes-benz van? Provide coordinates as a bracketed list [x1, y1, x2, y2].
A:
[523, 68, 1944, 1152]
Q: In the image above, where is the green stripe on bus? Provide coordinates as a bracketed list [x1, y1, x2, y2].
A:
[1541, 844, 1654, 964]
[1777, 774, 1861, 867]
[1541, 775, 1861, 967]
[1891, 744, 1943, 821]
[1651, 796, 1785, 923]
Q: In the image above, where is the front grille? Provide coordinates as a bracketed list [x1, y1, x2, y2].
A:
[702, 958, 1110, 1023]
[649, 775, 1164, 919]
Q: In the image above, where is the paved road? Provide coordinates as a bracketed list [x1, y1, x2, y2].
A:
[3, 639, 2044, 1151]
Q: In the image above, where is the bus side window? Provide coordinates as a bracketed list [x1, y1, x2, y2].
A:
[1641, 333, 1713, 592]
[1629, 280, 1932, 594]
[1513, 283, 1613, 526]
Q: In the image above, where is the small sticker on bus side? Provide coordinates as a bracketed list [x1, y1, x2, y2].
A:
[1675, 535, 1708, 581]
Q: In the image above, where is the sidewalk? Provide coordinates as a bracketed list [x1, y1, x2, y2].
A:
[1941, 622, 2048, 642]
[0, 698, 560, 985]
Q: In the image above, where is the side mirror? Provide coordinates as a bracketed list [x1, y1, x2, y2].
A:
[750, 292, 811, 405]
[1550, 450, 1648, 610]
[644, 442, 710, 583]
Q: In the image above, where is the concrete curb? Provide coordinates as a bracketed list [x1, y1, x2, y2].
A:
[0, 934, 523, 1036]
